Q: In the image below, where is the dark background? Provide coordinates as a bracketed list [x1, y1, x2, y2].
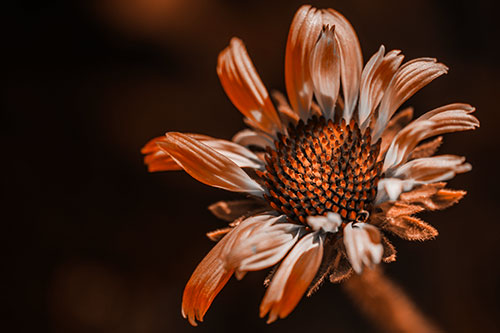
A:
[5, 0, 499, 332]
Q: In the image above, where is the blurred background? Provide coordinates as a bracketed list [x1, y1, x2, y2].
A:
[5, 0, 499, 332]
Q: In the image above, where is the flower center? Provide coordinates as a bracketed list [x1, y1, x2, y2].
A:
[258, 116, 383, 225]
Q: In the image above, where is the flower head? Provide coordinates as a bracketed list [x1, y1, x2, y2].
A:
[142, 5, 479, 325]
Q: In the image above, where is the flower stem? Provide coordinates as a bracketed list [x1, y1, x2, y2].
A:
[343, 268, 440, 332]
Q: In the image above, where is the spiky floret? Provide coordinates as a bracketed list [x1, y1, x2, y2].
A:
[258, 117, 383, 225]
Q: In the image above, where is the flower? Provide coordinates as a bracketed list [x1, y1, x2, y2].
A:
[142, 5, 479, 325]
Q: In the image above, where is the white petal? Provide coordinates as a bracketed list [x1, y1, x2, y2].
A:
[343, 222, 383, 274]
[306, 212, 342, 233]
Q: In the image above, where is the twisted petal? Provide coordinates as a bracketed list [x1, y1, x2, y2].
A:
[383, 103, 479, 171]
[309, 25, 340, 120]
[373, 58, 449, 140]
[359, 46, 404, 126]
[226, 219, 304, 274]
[285, 5, 323, 120]
[217, 38, 282, 135]
[182, 214, 279, 325]
[323, 9, 363, 121]
[260, 232, 323, 323]
[157, 133, 265, 195]
[343, 222, 383, 274]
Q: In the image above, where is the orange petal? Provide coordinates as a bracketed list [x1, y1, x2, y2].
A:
[322, 8, 363, 121]
[182, 214, 276, 325]
[379, 107, 414, 158]
[285, 5, 323, 120]
[158, 133, 265, 195]
[392, 154, 471, 182]
[374, 58, 449, 140]
[408, 136, 443, 159]
[383, 103, 479, 171]
[260, 232, 323, 323]
[309, 25, 340, 119]
[359, 46, 404, 126]
[217, 38, 282, 135]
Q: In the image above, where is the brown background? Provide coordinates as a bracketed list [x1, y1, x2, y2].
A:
[5, 0, 500, 332]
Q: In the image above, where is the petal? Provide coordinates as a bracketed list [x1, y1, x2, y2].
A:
[381, 236, 397, 263]
[306, 212, 342, 233]
[391, 154, 471, 182]
[381, 215, 438, 241]
[375, 177, 417, 204]
[208, 199, 269, 222]
[217, 38, 282, 135]
[285, 5, 323, 120]
[226, 219, 304, 273]
[143, 134, 264, 171]
[399, 183, 466, 211]
[343, 222, 383, 274]
[158, 132, 265, 195]
[272, 90, 300, 126]
[182, 213, 275, 325]
[260, 232, 323, 323]
[323, 9, 363, 121]
[373, 58, 449, 140]
[408, 136, 443, 159]
[379, 107, 414, 158]
[232, 129, 274, 149]
[309, 25, 341, 120]
[383, 103, 479, 171]
[359, 46, 404, 126]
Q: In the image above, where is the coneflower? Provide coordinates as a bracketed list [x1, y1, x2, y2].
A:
[142, 4, 479, 326]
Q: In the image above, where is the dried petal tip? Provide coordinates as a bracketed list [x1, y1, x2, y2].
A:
[343, 222, 383, 274]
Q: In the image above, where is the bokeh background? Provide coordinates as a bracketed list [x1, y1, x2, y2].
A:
[5, 0, 499, 332]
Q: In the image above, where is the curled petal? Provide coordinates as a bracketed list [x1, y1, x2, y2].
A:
[285, 5, 323, 120]
[323, 8, 363, 121]
[232, 129, 273, 149]
[306, 212, 342, 233]
[260, 232, 323, 323]
[373, 58, 449, 140]
[381, 236, 397, 263]
[391, 154, 471, 182]
[217, 38, 282, 135]
[383, 103, 479, 171]
[226, 220, 304, 274]
[359, 46, 404, 126]
[309, 25, 340, 120]
[343, 222, 383, 274]
[158, 133, 265, 195]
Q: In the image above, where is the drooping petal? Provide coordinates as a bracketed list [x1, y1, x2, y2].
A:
[323, 8, 363, 121]
[208, 199, 269, 222]
[373, 58, 449, 140]
[217, 38, 282, 135]
[226, 219, 304, 274]
[383, 103, 479, 171]
[359, 46, 404, 126]
[158, 132, 265, 195]
[390, 154, 471, 182]
[309, 25, 340, 120]
[285, 5, 323, 120]
[343, 222, 383, 274]
[260, 232, 323, 323]
[182, 213, 278, 325]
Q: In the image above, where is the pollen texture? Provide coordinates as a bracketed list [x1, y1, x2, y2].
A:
[258, 117, 383, 225]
